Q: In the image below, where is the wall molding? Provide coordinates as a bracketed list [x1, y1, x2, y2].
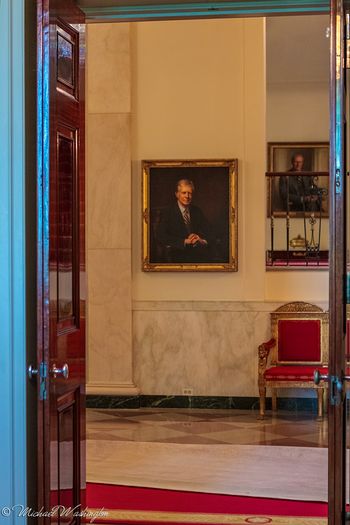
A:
[87, 382, 140, 395]
[82, 0, 329, 23]
[132, 300, 329, 312]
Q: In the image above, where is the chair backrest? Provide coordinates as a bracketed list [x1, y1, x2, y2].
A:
[277, 319, 321, 362]
[270, 302, 328, 366]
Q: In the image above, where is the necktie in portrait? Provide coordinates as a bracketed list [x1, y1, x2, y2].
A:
[183, 208, 190, 228]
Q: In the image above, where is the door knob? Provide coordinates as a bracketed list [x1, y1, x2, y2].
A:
[51, 363, 69, 379]
[314, 370, 350, 385]
[314, 369, 350, 406]
[28, 364, 38, 380]
[314, 370, 343, 394]
[314, 369, 329, 385]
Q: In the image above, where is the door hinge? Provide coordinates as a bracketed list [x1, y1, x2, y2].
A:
[39, 362, 48, 401]
[335, 168, 342, 194]
[329, 375, 343, 406]
[345, 273, 349, 304]
[28, 361, 48, 400]
[346, 13, 350, 69]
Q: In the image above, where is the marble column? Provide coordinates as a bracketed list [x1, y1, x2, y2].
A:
[86, 23, 138, 395]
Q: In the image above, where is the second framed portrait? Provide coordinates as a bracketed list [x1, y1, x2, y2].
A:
[142, 159, 238, 272]
[267, 142, 329, 218]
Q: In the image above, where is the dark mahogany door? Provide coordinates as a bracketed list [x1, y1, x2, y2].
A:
[328, 0, 349, 523]
[36, 0, 85, 522]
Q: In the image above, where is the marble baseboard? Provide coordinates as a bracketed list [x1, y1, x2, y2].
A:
[87, 395, 141, 409]
[86, 395, 319, 412]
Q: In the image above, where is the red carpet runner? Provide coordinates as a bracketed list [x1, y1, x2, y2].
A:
[86, 483, 327, 525]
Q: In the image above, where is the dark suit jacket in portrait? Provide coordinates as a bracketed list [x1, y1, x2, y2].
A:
[155, 203, 213, 263]
[279, 174, 320, 212]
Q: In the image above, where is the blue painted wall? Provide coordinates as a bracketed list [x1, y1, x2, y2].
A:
[0, 0, 27, 523]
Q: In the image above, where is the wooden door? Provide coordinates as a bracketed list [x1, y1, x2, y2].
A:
[36, 0, 86, 522]
[328, 0, 348, 523]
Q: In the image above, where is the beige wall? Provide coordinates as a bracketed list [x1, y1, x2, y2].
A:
[131, 18, 267, 302]
[266, 79, 329, 302]
[267, 82, 329, 142]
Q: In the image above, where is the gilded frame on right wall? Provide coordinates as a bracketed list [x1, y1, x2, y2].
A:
[267, 142, 329, 218]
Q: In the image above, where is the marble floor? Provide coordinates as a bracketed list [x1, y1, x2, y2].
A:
[86, 408, 328, 447]
[86, 408, 331, 500]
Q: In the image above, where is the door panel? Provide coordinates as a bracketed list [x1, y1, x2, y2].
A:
[55, 125, 79, 329]
[52, 390, 81, 517]
[37, 0, 85, 522]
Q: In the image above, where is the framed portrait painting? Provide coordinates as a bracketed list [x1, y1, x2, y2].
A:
[267, 142, 329, 218]
[142, 159, 238, 272]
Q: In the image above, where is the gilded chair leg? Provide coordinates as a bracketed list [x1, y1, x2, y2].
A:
[271, 389, 277, 412]
[317, 388, 324, 420]
[259, 385, 266, 419]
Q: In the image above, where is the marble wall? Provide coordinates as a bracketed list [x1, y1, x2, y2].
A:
[133, 301, 328, 397]
[133, 302, 275, 396]
[86, 23, 138, 395]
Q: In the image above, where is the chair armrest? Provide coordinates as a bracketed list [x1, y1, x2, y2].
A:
[259, 338, 276, 355]
[258, 338, 276, 377]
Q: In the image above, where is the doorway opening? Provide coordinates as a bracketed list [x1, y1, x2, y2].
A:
[84, 12, 330, 522]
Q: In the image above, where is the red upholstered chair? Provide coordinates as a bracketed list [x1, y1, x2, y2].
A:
[258, 302, 328, 419]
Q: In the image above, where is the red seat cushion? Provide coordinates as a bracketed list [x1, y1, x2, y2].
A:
[264, 366, 328, 381]
[278, 319, 321, 362]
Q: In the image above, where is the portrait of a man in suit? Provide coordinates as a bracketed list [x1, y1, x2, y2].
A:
[155, 178, 212, 263]
[279, 153, 320, 212]
[268, 143, 329, 218]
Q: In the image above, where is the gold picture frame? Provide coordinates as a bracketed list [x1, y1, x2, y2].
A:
[267, 142, 329, 218]
[142, 159, 238, 272]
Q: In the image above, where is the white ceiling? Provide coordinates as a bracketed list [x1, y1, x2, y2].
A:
[266, 15, 329, 84]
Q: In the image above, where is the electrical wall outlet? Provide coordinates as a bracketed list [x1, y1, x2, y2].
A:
[183, 388, 193, 396]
